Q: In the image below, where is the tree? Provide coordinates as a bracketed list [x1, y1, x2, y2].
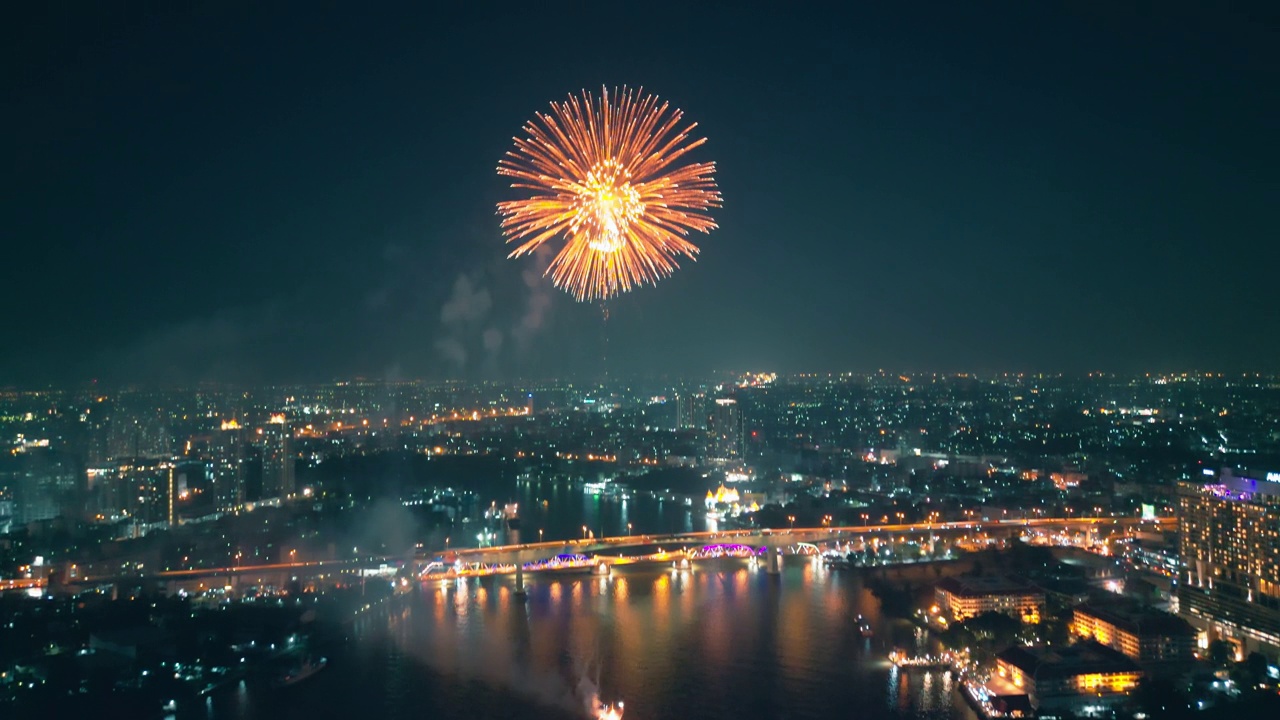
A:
[939, 612, 1022, 672]
[1243, 651, 1270, 687]
[1208, 639, 1234, 668]
[1131, 677, 1194, 719]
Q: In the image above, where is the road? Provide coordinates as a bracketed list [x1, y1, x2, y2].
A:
[54, 515, 1167, 588]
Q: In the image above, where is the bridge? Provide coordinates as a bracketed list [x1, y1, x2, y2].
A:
[0, 577, 47, 593]
[412, 516, 1170, 577]
[56, 515, 1168, 595]
[427, 515, 1171, 564]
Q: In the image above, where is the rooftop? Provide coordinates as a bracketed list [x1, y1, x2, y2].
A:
[1074, 602, 1196, 638]
[936, 575, 1041, 598]
[999, 641, 1141, 680]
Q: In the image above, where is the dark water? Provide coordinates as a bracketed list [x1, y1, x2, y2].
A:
[420, 477, 712, 553]
[504, 478, 708, 543]
[196, 557, 970, 720]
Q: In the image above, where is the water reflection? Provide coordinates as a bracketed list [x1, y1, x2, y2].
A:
[201, 557, 967, 720]
[391, 559, 963, 720]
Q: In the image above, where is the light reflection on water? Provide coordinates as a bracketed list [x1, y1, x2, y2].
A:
[397, 558, 966, 720]
[202, 559, 970, 720]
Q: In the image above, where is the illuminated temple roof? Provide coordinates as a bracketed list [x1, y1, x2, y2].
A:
[706, 485, 740, 505]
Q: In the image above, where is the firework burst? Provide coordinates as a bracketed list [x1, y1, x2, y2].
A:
[497, 87, 720, 301]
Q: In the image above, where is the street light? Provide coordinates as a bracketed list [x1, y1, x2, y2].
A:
[788, 515, 796, 530]
[538, 528, 544, 542]
[582, 525, 588, 540]
[627, 522, 633, 535]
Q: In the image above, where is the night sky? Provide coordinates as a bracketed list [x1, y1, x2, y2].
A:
[7, 2, 1277, 385]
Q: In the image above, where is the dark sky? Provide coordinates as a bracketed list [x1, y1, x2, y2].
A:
[6, 2, 1277, 385]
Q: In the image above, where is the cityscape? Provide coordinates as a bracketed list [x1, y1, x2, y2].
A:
[3, 373, 1280, 718]
[6, 3, 1275, 720]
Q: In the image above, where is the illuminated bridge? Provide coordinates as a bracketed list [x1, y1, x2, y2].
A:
[430, 515, 1170, 565]
[62, 516, 1171, 595]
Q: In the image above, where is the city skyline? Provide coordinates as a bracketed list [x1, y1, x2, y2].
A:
[7, 5, 1280, 717]
[7, 3, 1277, 385]
[5, 362, 1280, 716]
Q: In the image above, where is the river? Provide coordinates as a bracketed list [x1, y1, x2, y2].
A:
[196, 554, 972, 720]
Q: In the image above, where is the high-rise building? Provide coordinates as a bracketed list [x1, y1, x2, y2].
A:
[107, 405, 171, 460]
[280, 430, 296, 498]
[113, 458, 173, 525]
[260, 418, 296, 499]
[1177, 468, 1280, 656]
[707, 396, 743, 459]
[0, 449, 83, 525]
[212, 420, 247, 509]
[674, 392, 704, 430]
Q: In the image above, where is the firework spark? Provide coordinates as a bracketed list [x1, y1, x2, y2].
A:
[497, 87, 720, 301]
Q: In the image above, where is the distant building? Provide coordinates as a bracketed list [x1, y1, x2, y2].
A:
[995, 641, 1142, 715]
[674, 392, 704, 430]
[934, 576, 1044, 624]
[211, 420, 247, 509]
[1050, 470, 1087, 491]
[113, 458, 174, 525]
[107, 406, 171, 460]
[0, 449, 82, 525]
[260, 418, 296, 499]
[1070, 602, 1196, 672]
[706, 397, 743, 459]
[1178, 469, 1280, 656]
[90, 626, 174, 668]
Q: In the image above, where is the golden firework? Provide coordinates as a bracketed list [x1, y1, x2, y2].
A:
[497, 87, 720, 301]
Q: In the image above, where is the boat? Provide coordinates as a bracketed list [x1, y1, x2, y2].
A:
[274, 657, 327, 687]
[856, 615, 873, 637]
[576, 660, 623, 720]
[593, 699, 624, 720]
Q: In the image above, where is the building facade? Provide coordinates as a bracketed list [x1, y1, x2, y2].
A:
[706, 397, 743, 460]
[1070, 603, 1196, 670]
[674, 392, 704, 431]
[1177, 469, 1280, 656]
[996, 642, 1143, 714]
[934, 576, 1045, 624]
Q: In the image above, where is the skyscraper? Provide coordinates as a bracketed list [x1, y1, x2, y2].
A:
[707, 397, 744, 460]
[1177, 468, 1280, 656]
[261, 417, 295, 499]
[674, 392, 704, 430]
[0, 448, 83, 525]
[212, 419, 246, 509]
